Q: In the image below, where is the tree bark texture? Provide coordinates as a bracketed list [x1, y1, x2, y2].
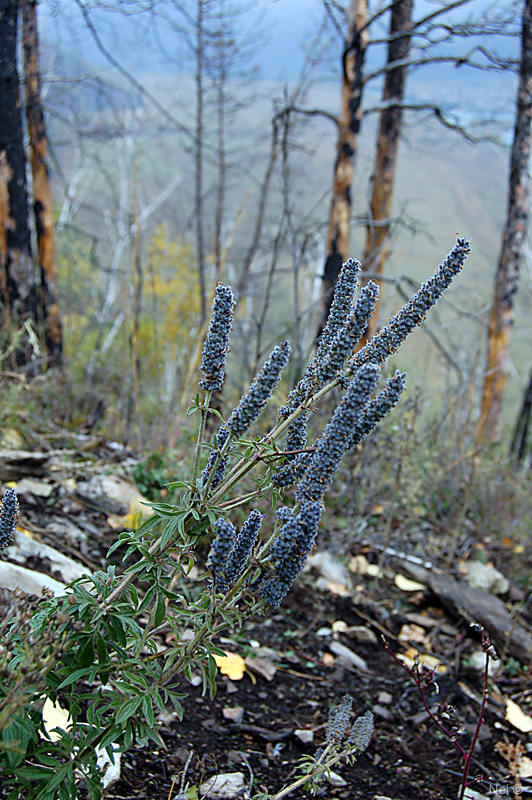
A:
[361, 0, 413, 343]
[21, 0, 62, 366]
[510, 363, 532, 463]
[320, 0, 369, 332]
[0, 0, 37, 355]
[477, 0, 532, 443]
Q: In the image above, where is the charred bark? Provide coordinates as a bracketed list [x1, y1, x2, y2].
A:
[477, 0, 532, 443]
[0, 0, 37, 363]
[361, 0, 413, 344]
[510, 363, 532, 463]
[21, 0, 62, 366]
[320, 0, 369, 334]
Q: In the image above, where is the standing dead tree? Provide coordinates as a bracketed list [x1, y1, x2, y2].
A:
[477, 0, 532, 444]
[21, 0, 62, 366]
[0, 0, 62, 369]
[320, 0, 369, 332]
[361, 0, 413, 344]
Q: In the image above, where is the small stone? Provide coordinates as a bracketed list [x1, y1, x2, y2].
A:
[199, 772, 246, 798]
[326, 770, 347, 787]
[377, 691, 393, 705]
[316, 627, 332, 637]
[222, 706, 244, 723]
[294, 729, 314, 744]
[462, 561, 509, 595]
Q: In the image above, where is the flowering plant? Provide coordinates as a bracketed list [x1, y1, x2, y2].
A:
[0, 238, 471, 799]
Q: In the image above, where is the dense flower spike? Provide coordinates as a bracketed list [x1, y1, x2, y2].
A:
[272, 412, 309, 488]
[202, 426, 230, 489]
[345, 370, 407, 451]
[317, 282, 379, 386]
[224, 509, 263, 587]
[206, 518, 236, 590]
[260, 501, 323, 607]
[348, 710, 374, 752]
[200, 284, 236, 392]
[296, 363, 381, 504]
[349, 238, 471, 372]
[326, 695, 353, 744]
[226, 340, 292, 437]
[0, 489, 18, 550]
[319, 257, 361, 356]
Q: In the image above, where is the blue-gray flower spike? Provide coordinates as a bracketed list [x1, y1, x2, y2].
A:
[349, 238, 471, 372]
[206, 518, 236, 590]
[348, 710, 374, 752]
[319, 257, 361, 356]
[200, 284, 236, 392]
[224, 509, 263, 587]
[260, 501, 323, 607]
[201, 426, 230, 489]
[226, 340, 292, 438]
[345, 370, 407, 451]
[296, 363, 381, 504]
[326, 695, 353, 744]
[0, 489, 18, 551]
[317, 281, 379, 386]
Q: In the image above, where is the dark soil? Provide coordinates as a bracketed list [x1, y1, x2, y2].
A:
[105, 578, 519, 800]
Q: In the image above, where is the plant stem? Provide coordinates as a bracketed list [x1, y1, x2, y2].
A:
[192, 389, 212, 486]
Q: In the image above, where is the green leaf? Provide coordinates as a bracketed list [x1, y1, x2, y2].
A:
[154, 592, 166, 629]
[115, 695, 144, 725]
[78, 637, 95, 668]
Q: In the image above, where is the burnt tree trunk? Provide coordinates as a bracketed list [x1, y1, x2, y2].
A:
[320, 0, 369, 333]
[510, 363, 532, 463]
[0, 0, 37, 364]
[477, 0, 532, 443]
[361, 0, 413, 344]
[21, 0, 62, 366]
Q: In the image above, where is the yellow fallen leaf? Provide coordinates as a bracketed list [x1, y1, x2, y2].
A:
[214, 652, 246, 681]
[505, 698, 532, 732]
[398, 624, 429, 647]
[394, 574, 427, 592]
[372, 505, 384, 515]
[396, 647, 446, 673]
[15, 526, 34, 539]
[41, 698, 71, 741]
[5, 481, 17, 489]
[513, 544, 525, 555]
[348, 555, 369, 575]
[366, 563, 383, 577]
[325, 580, 350, 597]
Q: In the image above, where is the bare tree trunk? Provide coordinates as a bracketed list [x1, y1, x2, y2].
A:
[477, 0, 532, 444]
[0, 0, 37, 365]
[320, 0, 369, 332]
[361, 0, 413, 343]
[510, 362, 532, 463]
[21, 0, 62, 366]
[195, 0, 207, 323]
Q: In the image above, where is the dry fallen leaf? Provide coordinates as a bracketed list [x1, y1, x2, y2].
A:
[394, 574, 427, 592]
[519, 756, 532, 778]
[41, 697, 71, 741]
[348, 554, 369, 575]
[505, 698, 532, 732]
[396, 647, 446, 673]
[214, 652, 247, 681]
[398, 624, 430, 647]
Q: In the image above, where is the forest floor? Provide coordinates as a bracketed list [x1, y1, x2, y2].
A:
[2, 437, 532, 800]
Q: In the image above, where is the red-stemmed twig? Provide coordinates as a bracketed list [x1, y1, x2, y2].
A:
[383, 626, 494, 799]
